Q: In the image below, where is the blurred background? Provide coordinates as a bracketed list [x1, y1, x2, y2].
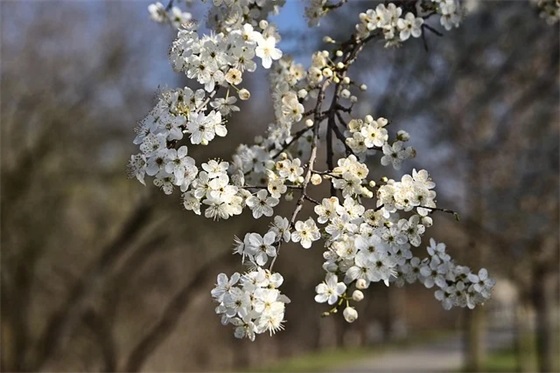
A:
[1, 1, 558, 372]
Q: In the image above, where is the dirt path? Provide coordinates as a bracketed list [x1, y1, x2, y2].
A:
[326, 328, 514, 373]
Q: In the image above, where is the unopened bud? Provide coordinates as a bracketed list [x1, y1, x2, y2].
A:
[352, 290, 364, 302]
[336, 50, 343, 57]
[305, 119, 314, 127]
[341, 89, 350, 98]
[259, 20, 268, 30]
[343, 307, 358, 323]
[238, 88, 251, 100]
[342, 76, 351, 85]
[422, 216, 433, 228]
[311, 174, 322, 185]
[360, 84, 367, 91]
[298, 89, 308, 99]
[397, 130, 410, 141]
[361, 187, 373, 198]
[356, 279, 368, 289]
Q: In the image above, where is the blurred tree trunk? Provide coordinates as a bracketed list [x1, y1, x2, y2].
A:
[514, 302, 533, 372]
[463, 147, 487, 372]
[464, 306, 486, 372]
[388, 287, 407, 341]
[531, 237, 558, 373]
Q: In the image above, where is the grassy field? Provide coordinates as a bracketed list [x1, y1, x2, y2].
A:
[243, 346, 377, 373]
[241, 331, 453, 373]
[481, 348, 520, 372]
[241, 332, 548, 373]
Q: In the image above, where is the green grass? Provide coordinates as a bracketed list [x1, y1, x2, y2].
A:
[241, 330, 454, 373]
[478, 332, 540, 373]
[243, 346, 376, 373]
[481, 348, 519, 372]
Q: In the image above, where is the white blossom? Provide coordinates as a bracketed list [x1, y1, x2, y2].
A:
[131, 0, 493, 342]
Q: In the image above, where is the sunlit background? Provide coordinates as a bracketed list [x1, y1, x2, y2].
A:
[1, 1, 558, 372]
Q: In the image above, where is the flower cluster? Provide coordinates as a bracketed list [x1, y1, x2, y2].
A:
[134, 0, 496, 341]
[377, 169, 437, 217]
[356, 3, 425, 45]
[345, 116, 388, 156]
[183, 160, 246, 220]
[532, 0, 560, 24]
[169, 23, 281, 91]
[232, 218, 291, 275]
[314, 196, 494, 315]
[211, 268, 290, 340]
[206, 0, 286, 32]
[396, 239, 496, 309]
[306, 0, 462, 46]
[148, 1, 192, 29]
[129, 15, 286, 204]
[432, 0, 463, 31]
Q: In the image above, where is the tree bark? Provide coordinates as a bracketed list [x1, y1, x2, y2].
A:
[513, 302, 533, 372]
[464, 306, 486, 372]
[531, 265, 557, 372]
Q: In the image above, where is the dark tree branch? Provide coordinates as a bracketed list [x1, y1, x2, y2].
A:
[31, 197, 155, 370]
[83, 309, 117, 372]
[124, 249, 233, 372]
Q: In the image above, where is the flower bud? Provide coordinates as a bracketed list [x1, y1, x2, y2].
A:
[343, 307, 358, 323]
[298, 89, 308, 98]
[361, 187, 373, 198]
[422, 216, 433, 227]
[285, 191, 294, 201]
[311, 174, 322, 185]
[259, 20, 268, 30]
[356, 279, 368, 289]
[360, 84, 367, 91]
[341, 89, 350, 98]
[342, 76, 351, 85]
[352, 290, 364, 302]
[336, 50, 343, 57]
[305, 119, 314, 128]
[336, 62, 345, 70]
[397, 130, 410, 141]
[238, 88, 251, 100]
